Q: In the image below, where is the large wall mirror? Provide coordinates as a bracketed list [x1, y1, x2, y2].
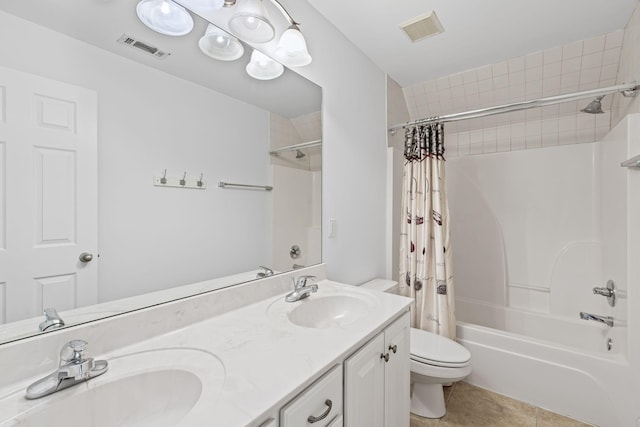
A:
[0, 0, 322, 344]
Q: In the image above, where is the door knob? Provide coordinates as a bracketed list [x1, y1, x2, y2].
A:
[79, 252, 94, 263]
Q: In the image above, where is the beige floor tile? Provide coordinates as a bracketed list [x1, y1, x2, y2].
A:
[537, 408, 593, 427]
[411, 413, 441, 427]
[439, 382, 536, 427]
[443, 384, 454, 404]
[406, 382, 592, 427]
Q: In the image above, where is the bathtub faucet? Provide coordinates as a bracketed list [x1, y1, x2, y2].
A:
[579, 312, 614, 327]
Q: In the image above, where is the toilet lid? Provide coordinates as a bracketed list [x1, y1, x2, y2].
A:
[410, 328, 471, 367]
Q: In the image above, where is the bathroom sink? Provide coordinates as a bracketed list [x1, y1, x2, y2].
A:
[287, 295, 374, 328]
[0, 348, 225, 426]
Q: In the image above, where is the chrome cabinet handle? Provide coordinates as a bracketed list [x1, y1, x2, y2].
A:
[389, 344, 397, 354]
[307, 399, 332, 423]
[79, 252, 94, 263]
[381, 352, 390, 362]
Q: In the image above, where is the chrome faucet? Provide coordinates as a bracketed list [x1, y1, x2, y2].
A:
[579, 312, 614, 327]
[25, 339, 109, 399]
[38, 307, 65, 332]
[285, 275, 318, 302]
[256, 266, 274, 278]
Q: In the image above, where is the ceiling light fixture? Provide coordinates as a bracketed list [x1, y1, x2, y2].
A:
[274, 24, 311, 67]
[199, 24, 245, 61]
[135, 0, 312, 80]
[179, 0, 225, 11]
[246, 49, 284, 80]
[228, 0, 275, 43]
[136, 0, 195, 36]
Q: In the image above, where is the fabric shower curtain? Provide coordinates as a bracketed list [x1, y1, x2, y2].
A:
[399, 123, 456, 339]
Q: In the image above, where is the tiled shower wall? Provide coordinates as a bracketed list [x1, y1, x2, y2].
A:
[613, 2, 640, 125]
[270, 111, 322, 171]
[401, 30, 625, 157]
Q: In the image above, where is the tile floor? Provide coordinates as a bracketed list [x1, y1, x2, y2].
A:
[410, 382, 594, 427]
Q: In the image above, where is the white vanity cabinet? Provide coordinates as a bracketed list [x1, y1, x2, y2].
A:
[280, 365, 343, 427]
[344, 312, 410, 427]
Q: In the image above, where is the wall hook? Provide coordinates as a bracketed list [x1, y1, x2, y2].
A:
[180, 172, 186, 186]
[160, 169, 167, 185]
[197, 173, 204, 187]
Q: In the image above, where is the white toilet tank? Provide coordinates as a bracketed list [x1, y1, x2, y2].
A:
[360, 279, 399, 294]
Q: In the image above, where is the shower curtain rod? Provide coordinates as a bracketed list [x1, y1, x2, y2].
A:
[388, 82, 639, 134]
[269, 139, 322, 155]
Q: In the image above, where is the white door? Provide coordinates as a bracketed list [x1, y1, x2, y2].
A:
[384, 312, 411, 427]
[0, 66, 97, 323]
[344, 332, 385, 427]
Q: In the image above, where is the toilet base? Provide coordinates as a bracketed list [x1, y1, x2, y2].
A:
[410, 382, 446, 419]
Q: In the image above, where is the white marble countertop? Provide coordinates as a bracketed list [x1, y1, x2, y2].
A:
[0, 279, 412, 426]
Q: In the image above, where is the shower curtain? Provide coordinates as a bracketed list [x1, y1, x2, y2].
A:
[399, 123, 456, 339]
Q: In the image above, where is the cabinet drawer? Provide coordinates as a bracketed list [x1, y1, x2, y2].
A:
[281, 365, 343, 427]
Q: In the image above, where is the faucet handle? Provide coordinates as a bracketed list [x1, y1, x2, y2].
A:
[60, 339, 88, 365]
[296, 275, 316, 288]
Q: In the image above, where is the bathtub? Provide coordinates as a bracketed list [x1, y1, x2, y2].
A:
[455, 298, 632, 426]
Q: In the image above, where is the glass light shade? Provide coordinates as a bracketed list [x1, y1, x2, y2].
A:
[228, 0, 275, 43]
[246, 49, 284, 80]
[178, 0, 224, 11]
[199, 24, 244, 61]
[274, 26, 312, 67]
[136, 0, 194, 36]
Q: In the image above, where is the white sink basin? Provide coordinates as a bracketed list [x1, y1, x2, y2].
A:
[0, 348, 225, 427]
[287, 295, 373, 328]
[268, 282, 380, 329]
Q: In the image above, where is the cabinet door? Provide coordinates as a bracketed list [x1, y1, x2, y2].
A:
[344, 332, 385, 427]
[384, 312, 411, 427]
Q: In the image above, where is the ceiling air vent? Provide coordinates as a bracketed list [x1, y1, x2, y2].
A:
[400, 11, 444, 43]
[117, 34, 171, 60]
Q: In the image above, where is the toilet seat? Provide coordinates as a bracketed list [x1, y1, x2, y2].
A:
[410, 328, 471, 368]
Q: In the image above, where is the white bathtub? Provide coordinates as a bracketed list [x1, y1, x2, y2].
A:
[455, 298, 632, 426]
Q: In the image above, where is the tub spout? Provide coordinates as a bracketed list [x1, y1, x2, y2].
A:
[579, 312, 614, 327]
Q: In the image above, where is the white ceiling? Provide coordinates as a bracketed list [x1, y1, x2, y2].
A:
[0, 0, 321, 118]
[306, 0, 639, 87]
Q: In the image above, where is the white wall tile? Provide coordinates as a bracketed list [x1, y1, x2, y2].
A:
[543, 61, 562, 78]
[476, 65, 493, 81]
[402, 28, 625, 159]
[436, 77, 450, 90]
[525, 51, 544, 69]
[562, 41, 583, 59]
[492, 61, 509, 76]
[508, 57, 525, 73]
[602, 47, 622, 65]
[462, 69, 478, 84]
[562, 57, 582, 73]
[605, 30, 624, 49]
[544, 46, 563, 64]
[583, 34, 606, 55]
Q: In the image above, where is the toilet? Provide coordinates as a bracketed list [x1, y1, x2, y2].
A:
[361, 279, 472, 419]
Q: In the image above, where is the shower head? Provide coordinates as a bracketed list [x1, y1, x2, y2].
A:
[295, 149, 305, 159]
[581, 95, 605, 114]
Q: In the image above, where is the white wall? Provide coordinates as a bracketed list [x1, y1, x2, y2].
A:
[0, 11, 272, 302]
[286, 3, 388, 284]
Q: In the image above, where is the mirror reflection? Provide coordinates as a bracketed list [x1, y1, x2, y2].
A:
[0, 0, 322, 344]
